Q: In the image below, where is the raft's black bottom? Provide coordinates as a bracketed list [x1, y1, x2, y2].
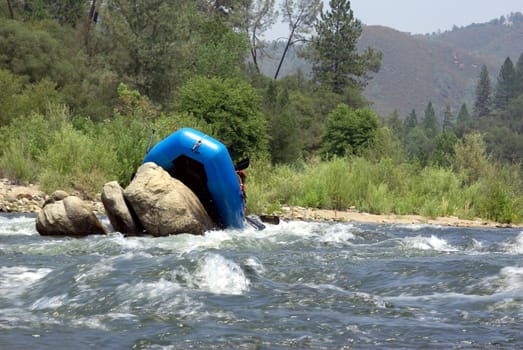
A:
[169, 155, 220, 226]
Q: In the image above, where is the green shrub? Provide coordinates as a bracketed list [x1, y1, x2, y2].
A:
[178, 76, 269, 161]
[323, 158, 356, 209]
[414, 167, 461, 216]
[472, 164, 523, 223]
[244, 158, 303, 214]
[0, 68, 23, 126]
[364, 182, 393, 214]
[38, 125, 118, 198]
[453, 132, 492, 185]
[0, 143, 38, 184]
[394, 194, 418, 215]
[298, 163, 329, 208]
[0, 105, 70, 183]
[321, 105, 379, 159]
[0, 69, 63, 126]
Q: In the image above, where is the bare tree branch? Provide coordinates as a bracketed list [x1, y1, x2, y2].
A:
[273, 0, 321, 80]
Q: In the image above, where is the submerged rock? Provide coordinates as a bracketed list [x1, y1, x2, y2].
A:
[36, 192, 106, 236]
[101, 181, 142, 236]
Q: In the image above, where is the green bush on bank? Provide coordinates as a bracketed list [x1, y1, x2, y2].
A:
[38, 124, 118, 197]
[0, 105, 68, 184]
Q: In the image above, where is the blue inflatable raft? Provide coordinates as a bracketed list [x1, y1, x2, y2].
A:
[143, 128, 245, 229]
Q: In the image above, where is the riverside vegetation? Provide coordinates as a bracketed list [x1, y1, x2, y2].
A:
[1, 102, 521, 224]
[0, 1, 521, 224]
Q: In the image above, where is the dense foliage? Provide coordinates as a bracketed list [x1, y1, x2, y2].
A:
[321, 105, 379, 158]
[178, 76, 269, 160]
[0, 1, 521, 223]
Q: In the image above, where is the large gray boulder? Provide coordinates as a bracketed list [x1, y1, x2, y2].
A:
[101, 181, 142, 236]
[124, 162, 214, 236]
[36, 193, 107, 236]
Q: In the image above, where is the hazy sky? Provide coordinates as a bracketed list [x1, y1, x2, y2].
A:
[349, 0, 523, 34]
[265, 0, 523, 39]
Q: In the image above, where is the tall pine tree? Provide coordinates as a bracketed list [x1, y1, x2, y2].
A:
[422, 101, 440, 138]
[308, 0, 381, 94]
[456, 103, 470, 124]
[454, 103, 471, 137]
[442, 105, 454, 132]
[473, 64, 491, 118]
[515, 52, 523, 97]
[403, 109, 418, 137]
[494, 56, 517, 109]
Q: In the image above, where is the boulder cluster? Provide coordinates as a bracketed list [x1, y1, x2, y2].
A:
[35, 162, 214, 237]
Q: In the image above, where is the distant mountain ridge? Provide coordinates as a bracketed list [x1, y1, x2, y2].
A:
[259, 12, 523, 118]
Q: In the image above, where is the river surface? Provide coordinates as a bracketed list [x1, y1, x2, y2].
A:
[1, 214, 522, 349]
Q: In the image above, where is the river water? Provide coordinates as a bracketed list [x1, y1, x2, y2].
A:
[1, 214, 522, 349]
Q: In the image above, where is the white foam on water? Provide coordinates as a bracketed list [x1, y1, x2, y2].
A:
[131, 223, 290, 255]
[139, 229, 239, 255]
[0, 214, 38, 236]
[67, 312, 141, 331]
[352, 291, 390, 309]
[397, 224, 443, 231]
[104, 312, 139, 321]
[303, 282, 390, 309]
[263, 220, 324, 238]
[256, 220, 358, 247]
[70, 316, 109, 330]
[194, 253, 250, 295]
[0, 266, 52, 299]
[55, 220, 349, 257]
[479, 266, 523, 294]
[243, 256, 266, 275]
[74, 258, 115, 291]
[317, 223, 356, 244]
[468, 238, 484, 252]
[390, 266, 523, 309]
[0, 307, 59, 330]
[104, 232, 147, 250]
[499, 266, 523, 291]
[500, 232, 523, 254]
[0, 308, 26, 329]
[30, 294, 68, 310]
[386, 291, 491, 305]
[114, 277, 211, 319]
[402, 235, 458, 252]
[121, 277, 182, 300]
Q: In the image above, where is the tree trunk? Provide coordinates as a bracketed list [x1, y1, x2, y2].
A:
[251, 47, 261, 74]
[89, 0, 97, 22]
[84, 0, 97, 47]
[273, 26, 296, 80]
[250, 29, 261, 74]
[6, 0, 14, 19]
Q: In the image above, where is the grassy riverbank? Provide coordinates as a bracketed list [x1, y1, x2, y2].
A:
[246, 157, 522, 225]
[1, 150, 521, 225]
[1, 178, 520, 228]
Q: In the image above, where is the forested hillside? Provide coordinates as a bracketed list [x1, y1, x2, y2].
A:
[0, 0, 521, 223]
[261, 12, 523, 118]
